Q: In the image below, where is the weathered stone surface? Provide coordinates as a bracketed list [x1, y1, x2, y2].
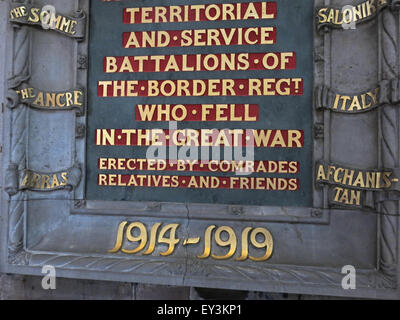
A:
[0, 274, 133, 300]
[135, 284, 191, 300]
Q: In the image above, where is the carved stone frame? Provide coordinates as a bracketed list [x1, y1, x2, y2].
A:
[1, 0, 399, 299]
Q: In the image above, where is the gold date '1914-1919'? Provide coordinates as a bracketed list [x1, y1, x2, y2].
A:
[108, 221, 274, 261]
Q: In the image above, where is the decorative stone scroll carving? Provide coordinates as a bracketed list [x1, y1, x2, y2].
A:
[8, 1, 86, 40]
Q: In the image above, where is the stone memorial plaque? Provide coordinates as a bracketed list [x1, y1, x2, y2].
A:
[1, 0, 400, 299]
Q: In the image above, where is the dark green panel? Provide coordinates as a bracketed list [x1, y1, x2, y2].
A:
[86, 0, 313, 207]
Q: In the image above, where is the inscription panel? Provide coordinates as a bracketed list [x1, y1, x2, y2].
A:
[86, 0, 314, 207]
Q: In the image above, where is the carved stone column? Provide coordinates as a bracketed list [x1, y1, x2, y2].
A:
[378, 7, 400, 288]
[5, 0, 31, 262]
